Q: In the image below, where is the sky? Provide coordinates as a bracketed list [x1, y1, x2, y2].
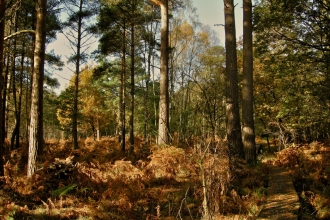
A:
[48, 0, 245, 94]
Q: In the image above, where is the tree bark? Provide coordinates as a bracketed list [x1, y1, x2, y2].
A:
[8, 21, 18, 147]
[129, 6, 135, 154]
[224, 0, 245, 160]
[119, 23, 126, 152]
[72, 0, 84, 150]
[16, 43, 24, 149]
[144, 23, 153, 145]
[27, 0, 47, 177]
[11, 47, 18, 150]
[3, 42, 11, 142]
[242, 0, 256, 163]
[0, 0, 6, 176]
[157, 0, 169, 145]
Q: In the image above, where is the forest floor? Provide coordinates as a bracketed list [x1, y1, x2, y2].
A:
[256, 164, 300, 219]
[256, 141, 330, 220]
[0, 137, 269, 219]
[0, 137, 329, 219]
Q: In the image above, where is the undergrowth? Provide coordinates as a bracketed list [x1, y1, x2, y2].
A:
[0, 136, 269, 219]
[274, 142, 330, 219]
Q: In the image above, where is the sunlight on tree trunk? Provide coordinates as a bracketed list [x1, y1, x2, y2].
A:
[223, 0, 245, 160]
[28, 0, 47, 177]
[242, 0, 256, 163]
[156, 0, 170, 145]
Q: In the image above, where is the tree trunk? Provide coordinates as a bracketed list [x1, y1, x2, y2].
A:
[3, 47, 11, 142]
[129, 8, 135, 154]
[27, 0, 47, 177]
[223, 0, 245, 160]
[242, 0, 256, 163]
[9, 25, 19, 150]
[157, 0, 169, 145]
[72, 0, 84, 150]
[11, 51, 18, 149]
[96, 117, 100, 141]
[144, 31, 151, 145]
[0, 0, 6, 176]
[119, 23, 126, 152]
[16, 45, 24, 149]
[2, 20, 15, 143]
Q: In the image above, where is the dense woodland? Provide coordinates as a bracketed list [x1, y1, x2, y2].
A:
[0, 0, 330, 219]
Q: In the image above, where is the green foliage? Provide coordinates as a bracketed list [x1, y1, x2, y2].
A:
[56, 86, 76, 132]
[52, 184, 77, 197]
[253, 0, 330, 140]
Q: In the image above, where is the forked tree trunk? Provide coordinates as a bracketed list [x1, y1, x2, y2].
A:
[223, 0, 245, 160]
[27, 0, 47, 177]
[242, 0, 256, 163]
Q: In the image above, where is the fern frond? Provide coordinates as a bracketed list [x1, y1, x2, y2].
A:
[52, 184, 77, 197]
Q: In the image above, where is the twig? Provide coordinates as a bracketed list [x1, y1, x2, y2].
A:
[176, 187, 193, 220]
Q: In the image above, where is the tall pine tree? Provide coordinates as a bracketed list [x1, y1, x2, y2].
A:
[27, 0, 47, 177]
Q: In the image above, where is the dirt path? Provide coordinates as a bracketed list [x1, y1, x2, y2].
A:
[257, 165, 300, 220]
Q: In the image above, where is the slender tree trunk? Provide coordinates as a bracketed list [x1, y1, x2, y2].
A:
[8, 27, 19, 149]
[151, 23, 158, 138]
[152, 54, 157, 130]
[12, 48, 25, 149]
[11, 51, 18, 149]
[72, 0, 84, 150]
[3, 47, 11, 142]
[16, 45, 24, 149]
[129, 9, 135, 154]
[144, 33, 151, 144]
[0, 0, 6, 176]
[119, 23, 126, 152]
[26, 7, 36, 146]
[223, 0, 245, 160]
[157, 0, 169, 145]
[242, 0, 256, 163]
[96, 117, 100, 141]
[27, 0, 47, 177]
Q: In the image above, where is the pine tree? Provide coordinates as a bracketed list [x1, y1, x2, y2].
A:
[63, 0, 98, 149]
[223, 0, 245, 160]
[151, 0, 170, 145]
[242, 0, 256, 163]
[27, 0, 47, 177]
